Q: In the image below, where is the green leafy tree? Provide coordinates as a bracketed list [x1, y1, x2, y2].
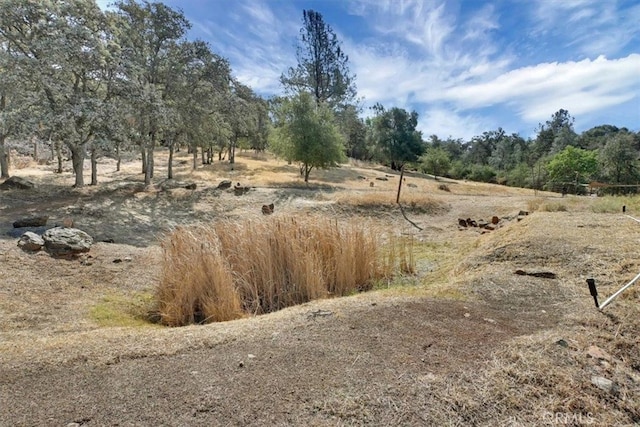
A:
[419, 147, 451, 179]
[546, 146, 598, 193]
[270, 92, 346, 182]
[114, 0, 191, 185]
[336, 105, 369, 160]
[599, 133, 639, 185]
[280, 10, 356, 110]
[369, 105, 424, 170]
[0, 0, 117, 187]
[534, 109, 576, 159]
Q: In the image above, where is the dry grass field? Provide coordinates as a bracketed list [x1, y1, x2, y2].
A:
[0, 149, 638, 426]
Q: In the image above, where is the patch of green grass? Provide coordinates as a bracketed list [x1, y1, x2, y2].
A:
[591, 195, 640, 214]
[90, 292, 156, 327]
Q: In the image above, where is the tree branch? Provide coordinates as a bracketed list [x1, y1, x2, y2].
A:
[397, 203, 423, 231]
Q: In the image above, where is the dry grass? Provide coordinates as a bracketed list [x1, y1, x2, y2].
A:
[440, 211, 640, 426]
[332, 190, 448, 215]
[155, 215, 415, 326]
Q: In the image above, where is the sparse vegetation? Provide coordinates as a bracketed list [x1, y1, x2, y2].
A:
[155, 216, 415, 326]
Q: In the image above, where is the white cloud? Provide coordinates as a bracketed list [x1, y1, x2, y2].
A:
[442, 54, 640, 123]
[530, 0, 640, 57]
[418, 108, 490, 140]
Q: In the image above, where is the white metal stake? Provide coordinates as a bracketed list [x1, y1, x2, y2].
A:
[599, 271, 640, 310]
[624, 214, 640, 223]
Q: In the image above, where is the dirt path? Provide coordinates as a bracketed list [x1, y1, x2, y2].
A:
[0, 294, 550, 426]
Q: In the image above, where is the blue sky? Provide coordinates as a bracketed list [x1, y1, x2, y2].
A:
[100, 0, 640, 140]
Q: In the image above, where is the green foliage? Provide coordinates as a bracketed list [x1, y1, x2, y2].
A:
[369, 106, 424, 170]
[419, 147, 451, 179]
[468, 164, 497, 183]
[281, 9, 356, 109]
[270, 92, 346, 182]
[547, 146, 598, 185]
[534, 109, 576, 158]
[598, 133, 639, 185]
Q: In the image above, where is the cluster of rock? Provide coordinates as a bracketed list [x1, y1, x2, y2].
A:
[262, 203, 274, 215]
[216, 180, 251, 196]
[14, 216, 93, 256]
[458, 211, 529, 232]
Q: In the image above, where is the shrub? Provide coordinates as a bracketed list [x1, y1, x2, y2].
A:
[155, 216, 415, 326]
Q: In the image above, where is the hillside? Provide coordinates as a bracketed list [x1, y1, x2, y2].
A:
[1, 151, 638, 426]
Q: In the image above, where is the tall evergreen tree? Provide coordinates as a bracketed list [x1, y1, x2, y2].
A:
[280, 10, 356, 110]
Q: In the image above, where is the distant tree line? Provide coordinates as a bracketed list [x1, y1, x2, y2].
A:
[1, 2, 638, 193]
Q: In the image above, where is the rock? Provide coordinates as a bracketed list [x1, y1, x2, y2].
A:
[591, 376, 617, 394]
[491, 216, 500, 225]
[159, 179, 196, 191]
[477, 220, 488, 228]
[0, 176, 35, 190]
[217, 180, 232, 189]
[262, 203, 274, 215]
[369, 182, 374, 187]
[233, 184, 250, 196]
[587, 345, 612, 362]
[357, 175, 367, 180]
[483, 224, 496, 231]
[407, 183, 418, 188]
[556, 339, 569, 348]
[466, 218, 477, 227]
[13, 216, 48, 228]
[17, 232, 45, 251]
[458, 218, 468, 227]
[518, 210, 529, 216]
[42, 227, 93, 256]
[375, 177, 388, 181]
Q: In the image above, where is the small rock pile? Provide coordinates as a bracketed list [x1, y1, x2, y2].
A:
[458, 211, 529, 233]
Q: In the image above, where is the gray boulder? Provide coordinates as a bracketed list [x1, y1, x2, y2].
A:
[0, 176, 35, 190]
[42, 227, 93, 256]
[17, 232, 45, 252]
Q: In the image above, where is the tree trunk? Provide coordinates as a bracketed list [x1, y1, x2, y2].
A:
[304, 164, 312, 182]
[55, 141, 63, 174]
[144, 146, 152, 186]
[90, 146, 98, 186]
[70, 145, 85, 187]
[33, 137, 38, 162]
[0, 134, 9, 178]
[230, 137, 236, 164]
[168, 141, 174, 180]
[201, 146, 206, 165]
[116, 143, 121, 172]
[141, 146, 147, 174]
[192, 146, 197, 170]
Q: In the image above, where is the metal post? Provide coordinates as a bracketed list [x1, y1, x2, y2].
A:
[587, 279, 599, 308]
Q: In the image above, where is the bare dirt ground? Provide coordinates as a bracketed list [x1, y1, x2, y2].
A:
[0, 151, 638, 426]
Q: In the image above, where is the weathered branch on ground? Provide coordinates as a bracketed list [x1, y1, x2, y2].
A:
[397, 203, 423, 231]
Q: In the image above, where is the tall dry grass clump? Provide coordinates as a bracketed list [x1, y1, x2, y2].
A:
[155, 216, 414, 326]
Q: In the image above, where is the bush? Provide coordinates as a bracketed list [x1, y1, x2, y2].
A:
[155, 216, 415, 326]
[468, 164, 497, 183]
